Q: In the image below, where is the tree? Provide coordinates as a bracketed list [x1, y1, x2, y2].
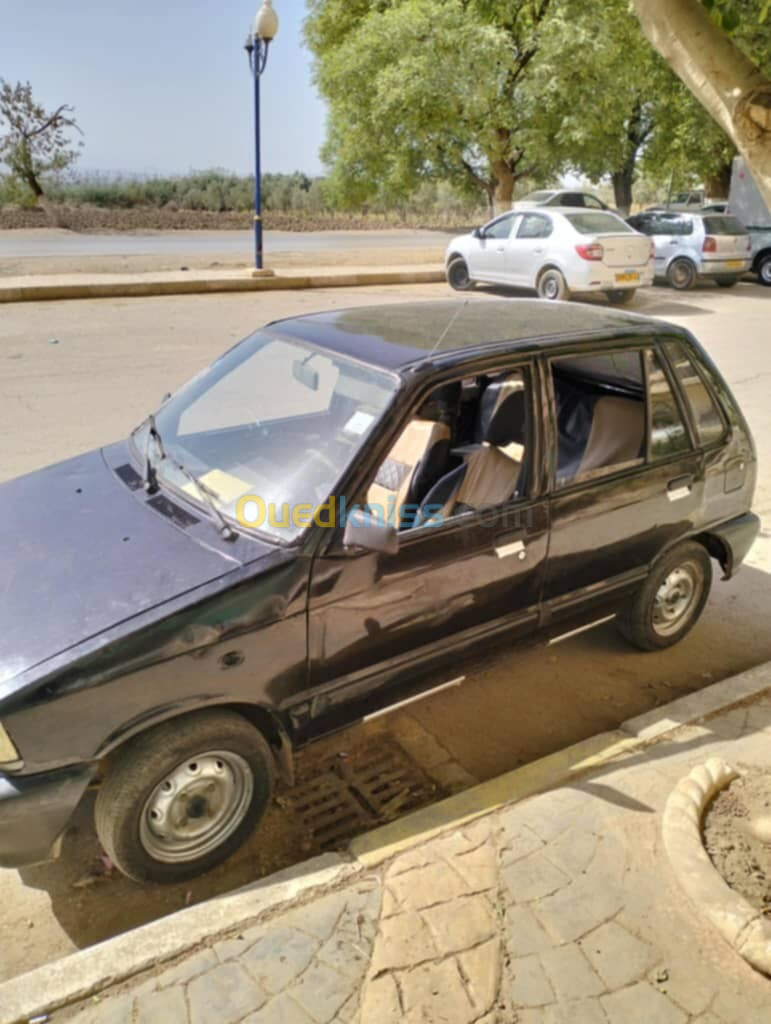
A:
[305, 0, 555, 214]
[0, 80, 83, 201]
[630, 0, 771, 206]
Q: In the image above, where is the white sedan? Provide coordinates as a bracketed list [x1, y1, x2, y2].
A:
[445, 208, 654, 304]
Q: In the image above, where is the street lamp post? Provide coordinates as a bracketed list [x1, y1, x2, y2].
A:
[245, 0, 279, 273]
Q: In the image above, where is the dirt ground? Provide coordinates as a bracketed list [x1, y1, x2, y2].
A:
[703, 767, 771, 913]
[1, 279, 770, 984]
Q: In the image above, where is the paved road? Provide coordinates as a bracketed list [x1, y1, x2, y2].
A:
[0, 280, 770, 982]
[0, 228, 455, 259]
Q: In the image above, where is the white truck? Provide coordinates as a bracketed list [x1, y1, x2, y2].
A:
[727, 156, 771, 286]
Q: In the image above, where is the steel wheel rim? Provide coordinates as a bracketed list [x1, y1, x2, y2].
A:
[761, 261, 771, 285]
[542, 274, 559, 299]
[670, 261, 692, 288]
[139, 751, 254, 863]
[652, 562, 701, 637]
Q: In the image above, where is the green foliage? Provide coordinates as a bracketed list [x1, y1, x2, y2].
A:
[305, 0, 557, 209]
[0, 80, 83, 199]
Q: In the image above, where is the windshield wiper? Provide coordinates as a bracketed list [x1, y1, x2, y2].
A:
[142, 414, 237, 543]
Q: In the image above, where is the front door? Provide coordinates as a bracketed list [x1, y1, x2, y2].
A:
[302, 361, 549, 736]
[504, 212, 554, 287]
[469, 213, 519, 283]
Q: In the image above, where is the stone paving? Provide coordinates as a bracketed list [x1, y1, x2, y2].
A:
[61, 693, 771, 1024]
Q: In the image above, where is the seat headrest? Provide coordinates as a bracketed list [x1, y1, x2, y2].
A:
[477, 376, 527, 447]
[417, 381, 461, 423]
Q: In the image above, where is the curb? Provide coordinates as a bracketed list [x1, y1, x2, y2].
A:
[1, 663, 769, 1023]
[0, 268, 446, 304]
[662, 757, 771, 976]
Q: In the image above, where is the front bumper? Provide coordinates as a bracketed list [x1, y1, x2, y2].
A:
[0, 764, 95, 868]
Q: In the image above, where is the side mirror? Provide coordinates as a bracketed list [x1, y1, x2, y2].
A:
[472, 226, 484, 239]
[343, 509, 399, 555]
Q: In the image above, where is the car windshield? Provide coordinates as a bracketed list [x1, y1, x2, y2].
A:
[131, 331, 397, 543]
[702, 215, 747, 235]
[564, 212, 633, 235]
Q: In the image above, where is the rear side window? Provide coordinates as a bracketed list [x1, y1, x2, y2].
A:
[663, 341, 727, 446]
[565, 212, 633, 235]
[702, 215, 747, 236]
[518, 214, 552, 239]
[646, 351, 691, 459]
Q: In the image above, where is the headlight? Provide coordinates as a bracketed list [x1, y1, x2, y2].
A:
[0, 722, 20, 765]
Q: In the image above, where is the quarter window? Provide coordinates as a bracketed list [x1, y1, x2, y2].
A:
[663, 342, 727, 446]
[646, 351, 691, 459]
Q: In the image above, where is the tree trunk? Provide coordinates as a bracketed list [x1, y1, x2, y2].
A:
[706, 159, 733, 200]
[491, 160, 515, 216]
[631, 0, 771, 208]
[611, 170, 634, 215]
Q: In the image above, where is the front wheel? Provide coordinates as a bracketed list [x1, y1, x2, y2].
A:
[714, 276, 739, 288]
[95, 710, 275, 883]
[757, 253, 771, 287]
[617, 541, 712, 651]
[537, 268, 570, 301]
[667, 258, 697, 291]
[446, 257, 474, 291]
[605, 288, 636, 305]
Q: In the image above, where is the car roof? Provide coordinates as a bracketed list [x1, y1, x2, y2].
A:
[271, 299, 677, 372]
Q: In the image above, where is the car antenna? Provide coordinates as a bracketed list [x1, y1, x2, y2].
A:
[427, 300, 468, 358]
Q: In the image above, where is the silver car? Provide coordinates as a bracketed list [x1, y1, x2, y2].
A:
[445, 208, 653, 303]
[512, 189, 613, 211]
[626, 211, 751, 290]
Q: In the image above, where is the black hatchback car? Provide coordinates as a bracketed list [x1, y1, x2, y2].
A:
[0, 300, 759, 882]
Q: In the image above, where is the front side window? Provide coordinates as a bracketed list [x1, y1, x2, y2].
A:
[131, 332, 397, 542]
[552, 351, 645, 485]
[663, 341, 727, 446]
[646, 350, 691, 459]
[484, 214, 516, 240]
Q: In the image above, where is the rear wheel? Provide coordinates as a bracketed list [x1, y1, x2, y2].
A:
[447, 257, 473, 291]
[95, 710, 275, 883]
[667, 258, 697, 291]
[537, 268, 570, 301]
[757, 253, 771, 287]
[617, 541, 712, 651]
[714, 276, 740, 288]
[605, 288, 636, 305]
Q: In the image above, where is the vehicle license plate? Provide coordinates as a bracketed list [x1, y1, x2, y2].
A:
[725, 260, 743, 269]
[615, 272, 639, 283]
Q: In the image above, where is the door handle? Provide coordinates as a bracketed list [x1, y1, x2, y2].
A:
[667, 475, 694, 501]
[496, 246, 505, 253]
[495, 538, 527, 560]
[534, 248, 544, 254]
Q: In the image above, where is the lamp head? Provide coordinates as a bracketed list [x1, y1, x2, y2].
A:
[254, 0, 279, 42]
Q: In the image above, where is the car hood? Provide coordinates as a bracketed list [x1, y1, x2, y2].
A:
[0, 447, 268, 693]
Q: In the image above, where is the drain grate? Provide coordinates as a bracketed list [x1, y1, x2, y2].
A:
[283, 735, 441, 851]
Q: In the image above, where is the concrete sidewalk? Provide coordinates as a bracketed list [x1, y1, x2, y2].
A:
[0, 265, 445, 303]
[3, 668, 767, 1024]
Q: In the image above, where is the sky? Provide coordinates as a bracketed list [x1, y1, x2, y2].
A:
[0, 0, 328, 177]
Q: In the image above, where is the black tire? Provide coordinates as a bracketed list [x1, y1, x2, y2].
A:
[446, 257, 473, 291]
[714, 276, 739, 288]
[95, 710, 275, 884]
[616, 541, 712, 652]
[605, 288, 636, 305]
[667, 258, 697, 291]
[537, 268, 570, 301]
[757, 253, 771, 287]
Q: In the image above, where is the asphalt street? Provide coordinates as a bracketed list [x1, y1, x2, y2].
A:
[0, 279, 769, 982]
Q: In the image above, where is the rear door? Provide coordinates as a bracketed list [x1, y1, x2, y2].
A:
[542, 342, 705, 624]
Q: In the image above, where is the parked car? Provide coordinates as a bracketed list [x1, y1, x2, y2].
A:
[701, 203, 729, 215]
[512, 189, 613, 211]
[727, 156, 771, 286]
[626, 211, 752, 289]
[446, 209, 653, 303]
[0, 301, 758, 882]
[646, 189, 713, 212]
